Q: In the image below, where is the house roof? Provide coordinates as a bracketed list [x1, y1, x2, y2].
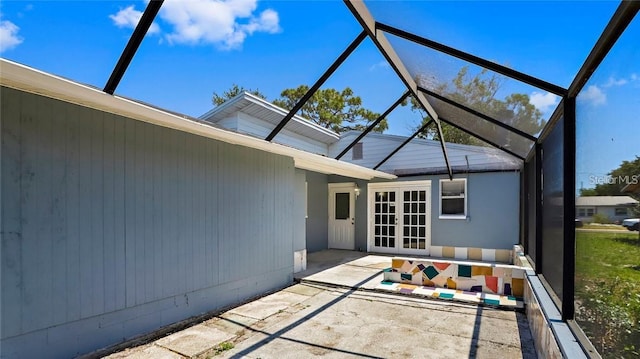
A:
[199, 92, 340, 145]
[622, 182, 640, 194]
[0, 59, 395, 181]
[575, 196, 639, 207]
[337, 131, 522, 175]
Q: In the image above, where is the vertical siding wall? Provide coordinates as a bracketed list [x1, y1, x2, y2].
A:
[305, 171, 328, 252]
[1, 88, 297, 358]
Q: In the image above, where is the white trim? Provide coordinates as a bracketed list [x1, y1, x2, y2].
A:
[0, 59, 395, 181]
[439, 178, 468, 219]
[368, 181, 432, 255]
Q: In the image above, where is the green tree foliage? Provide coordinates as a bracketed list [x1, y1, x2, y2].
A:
[407, 66, 545, 153]
[212, 84, 386, 134]
[212, 84, 266, 106]
[581, 156, 640, 215]
[272, 85, 387, 134]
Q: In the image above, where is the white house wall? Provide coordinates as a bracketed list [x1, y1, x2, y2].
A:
[0, 87, 304, 358]
[215, 116, 239, 131]
[235, 112, 329, 156]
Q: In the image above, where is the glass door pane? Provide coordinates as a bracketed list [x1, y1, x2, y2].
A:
[374, 191, 396, 248]
[402, 190, 427, 250]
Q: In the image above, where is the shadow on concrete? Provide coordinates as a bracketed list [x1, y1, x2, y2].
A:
[517, 312, 538, 359]
[468, 305, 483, 358]
[229, 269, 384, 358]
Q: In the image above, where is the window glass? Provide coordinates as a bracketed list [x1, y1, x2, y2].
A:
[440, 179, 466, 217]
[335, 193, 350, 220]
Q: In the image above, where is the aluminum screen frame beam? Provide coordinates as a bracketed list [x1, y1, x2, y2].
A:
[417, 86, 538, 142]
[374, 120, 434, 170]
[568, 1, 639, 97]
[438, 115, 526, 161]
[344, 0, 453, 179]
[104, 0, 164, 95]
[376, 22, 568, 97]
[335, 91, 410, 160]
[265, 30, 367, 142]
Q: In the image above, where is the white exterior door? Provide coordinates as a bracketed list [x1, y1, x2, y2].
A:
[328, 183, 356, 250]
[368, 181, 431, 255]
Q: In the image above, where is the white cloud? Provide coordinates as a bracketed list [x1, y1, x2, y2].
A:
[579, 85, 606, 106]
[529, 91, 558, 113]
[159, 0, 280, 49]
[603, 76, 628, 88]
[109, 5, 160, 34]
[0, 19, 23, 52]
[369, 60, 390, 72]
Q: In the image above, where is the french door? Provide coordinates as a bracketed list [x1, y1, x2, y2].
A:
[368, 181, 431, 255]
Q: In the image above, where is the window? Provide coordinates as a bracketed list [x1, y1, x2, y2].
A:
[440, 179, 466, 219]
[577, 207, 595, 217]
[614, 207, 628, 216]
[335, 192, 350, 220]
[352, 142, 363, 160]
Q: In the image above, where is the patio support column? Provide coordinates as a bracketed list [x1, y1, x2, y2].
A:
[562, 97, 576, 321]
[265, 30, 367, 142]
[534, 143, 543, 274]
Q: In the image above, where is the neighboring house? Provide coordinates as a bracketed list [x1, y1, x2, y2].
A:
[202, 92, 523, 260]
[575, 196, 639, 223]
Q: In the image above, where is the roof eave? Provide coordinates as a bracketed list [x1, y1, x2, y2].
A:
[1, 59, 394, 181]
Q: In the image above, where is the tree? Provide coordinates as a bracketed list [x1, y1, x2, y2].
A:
[212, 84, 266, 106]
[581, 156, 640, 216]
[272, 85, 387, 134]
[406, 66, 545, 153]
[212, 84, 386, 134]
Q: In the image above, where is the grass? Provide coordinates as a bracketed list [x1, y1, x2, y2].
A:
[209, 341, 235, 357]
[581, 223, 627, 230]
[575, 231, 640, 358]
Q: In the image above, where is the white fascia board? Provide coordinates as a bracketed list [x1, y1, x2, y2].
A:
[0, 59, 395, 181]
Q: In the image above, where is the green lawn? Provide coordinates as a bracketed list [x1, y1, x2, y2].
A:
[581, 223, 627, 230]
[575, 231, 640, 358]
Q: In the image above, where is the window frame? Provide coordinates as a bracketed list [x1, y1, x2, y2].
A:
[439, 178, 467, 219]
[577, 207, 595, 217]
[614, 207, 628, 216]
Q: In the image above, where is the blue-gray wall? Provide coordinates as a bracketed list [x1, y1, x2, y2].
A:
[305, 171, 328, 253]
[294, 169, 307, 252]
[421, 172, 520, 249]
[1, 87, 299, 358]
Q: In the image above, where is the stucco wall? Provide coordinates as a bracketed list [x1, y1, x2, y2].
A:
[1, 87, 298, 358]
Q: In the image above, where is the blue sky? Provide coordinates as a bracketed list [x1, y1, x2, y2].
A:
[1, 0, 638, 189]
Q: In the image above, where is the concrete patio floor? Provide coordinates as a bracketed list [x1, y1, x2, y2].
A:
[103, 250, 536, 359]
